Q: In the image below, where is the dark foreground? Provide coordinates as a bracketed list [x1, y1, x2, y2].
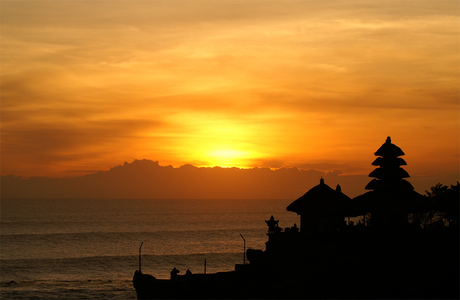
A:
[133, 228, 459, 299]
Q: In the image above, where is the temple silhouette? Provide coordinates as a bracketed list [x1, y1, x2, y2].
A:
[355, 136, 425, 228]
[133, 137, 459, 299]
[281, 136, 425, 234]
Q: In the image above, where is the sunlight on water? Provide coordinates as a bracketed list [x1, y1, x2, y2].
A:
[1, 198, 300, 298]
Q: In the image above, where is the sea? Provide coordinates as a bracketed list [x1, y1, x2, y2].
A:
[0, 198, 299, 299]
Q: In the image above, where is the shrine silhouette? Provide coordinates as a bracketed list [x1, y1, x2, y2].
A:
[134, 137, 459, 299]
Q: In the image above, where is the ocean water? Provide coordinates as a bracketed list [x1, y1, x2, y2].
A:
[1, 198, 299, 299]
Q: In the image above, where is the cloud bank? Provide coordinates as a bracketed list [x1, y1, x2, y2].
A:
[2, 159, 455, 200]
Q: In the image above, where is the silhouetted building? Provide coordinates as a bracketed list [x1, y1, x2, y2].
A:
[365, 136, 412, 192]
[265, 215, 282, 233]
[286, 178, 352, 234]
[353, 136, 424, 227]
[133, 136, 459, 300]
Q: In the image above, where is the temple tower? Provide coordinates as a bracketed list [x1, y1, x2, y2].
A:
[353, 136, 423, 228]
[365, 136, 414, 192]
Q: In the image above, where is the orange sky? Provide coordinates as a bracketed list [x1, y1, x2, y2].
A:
[1, 1, 459, 188]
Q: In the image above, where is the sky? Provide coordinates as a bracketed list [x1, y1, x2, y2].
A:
[1, 0, 459, 191]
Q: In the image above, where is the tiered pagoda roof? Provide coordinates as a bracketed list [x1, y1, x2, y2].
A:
[353, 137, 425, 222]
[365, 136, 414, 192]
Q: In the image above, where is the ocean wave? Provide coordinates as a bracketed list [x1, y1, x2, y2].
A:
[0, 226, 264, 237]
[1, 252, 243, 283]
[0, 278, 136, 300]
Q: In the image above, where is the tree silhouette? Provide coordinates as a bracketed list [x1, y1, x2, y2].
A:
[424, 182, 459, 229]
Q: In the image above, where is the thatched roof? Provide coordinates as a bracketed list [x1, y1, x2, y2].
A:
[374, 136, 405, 157]
[372, 157, 407, 167]
[352, 189, 426, 214]
[286, 178, 352, 217]
[365, 178, 414, 191]
[368, 167, 410, 180]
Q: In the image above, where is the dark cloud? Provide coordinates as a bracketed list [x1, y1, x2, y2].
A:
[0, 159, 367, 199]
[1, 119, 165, 166]
[249, 157, 369, 175]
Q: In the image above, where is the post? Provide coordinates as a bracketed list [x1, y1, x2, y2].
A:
[139, 242, 143, 273]
[239, 233, 246, 265]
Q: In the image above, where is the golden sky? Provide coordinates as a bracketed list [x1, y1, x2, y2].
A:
[1, 0, 459, 184]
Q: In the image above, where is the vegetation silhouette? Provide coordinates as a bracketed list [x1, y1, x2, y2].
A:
[421, 182, 459, 228]
[133, 137, 459, 299]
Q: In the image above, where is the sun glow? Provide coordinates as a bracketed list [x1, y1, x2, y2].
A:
[1, 0, 458, 186]
[204, 148, 254, 168]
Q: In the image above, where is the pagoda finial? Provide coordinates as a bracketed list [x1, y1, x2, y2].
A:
[320, 177, 324, 185]
[386, 136, 391, 143]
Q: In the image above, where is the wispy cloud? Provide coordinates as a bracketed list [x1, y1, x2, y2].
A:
[1, 0, 458, 181]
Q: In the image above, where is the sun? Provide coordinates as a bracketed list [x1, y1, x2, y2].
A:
[205, 148, 253, 168]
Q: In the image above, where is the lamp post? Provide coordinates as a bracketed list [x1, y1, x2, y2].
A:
[139, 242, 143, 273]
[239, 233, 246, 265]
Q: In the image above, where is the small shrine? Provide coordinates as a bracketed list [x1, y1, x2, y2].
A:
[286, 178, 352, 234]
[265, 215, 282, 234]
